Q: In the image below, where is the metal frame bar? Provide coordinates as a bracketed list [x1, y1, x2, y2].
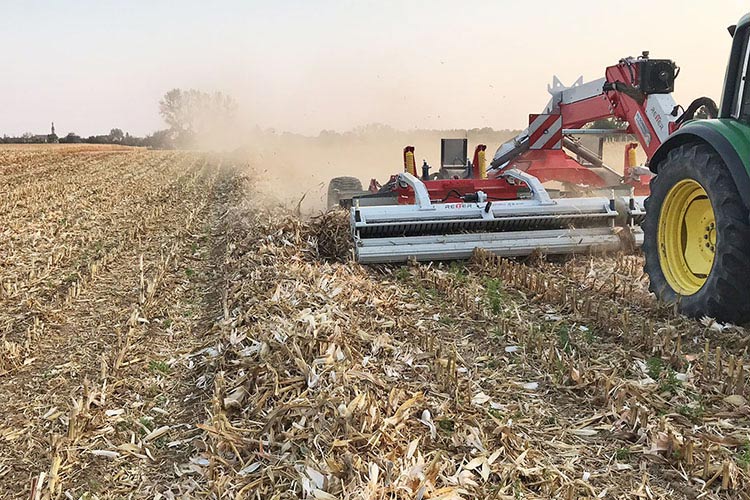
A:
[563, 128, 628, 135]
[355, 227, 642, 263]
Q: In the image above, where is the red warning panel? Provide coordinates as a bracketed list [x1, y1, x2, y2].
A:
[528, 114, 563, 150]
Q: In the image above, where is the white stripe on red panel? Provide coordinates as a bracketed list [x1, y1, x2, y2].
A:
[528, 114, 563, 150]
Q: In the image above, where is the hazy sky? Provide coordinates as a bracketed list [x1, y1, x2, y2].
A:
[1, 0, 748, 137]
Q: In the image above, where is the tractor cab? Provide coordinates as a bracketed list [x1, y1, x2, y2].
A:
[721, 14, 750, 122]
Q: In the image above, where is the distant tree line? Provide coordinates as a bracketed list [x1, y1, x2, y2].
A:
[55, 128, 175, 148]
[0, 127, 176, 148]
[0, 132, 56, 144]
[1, 88, 237, 149]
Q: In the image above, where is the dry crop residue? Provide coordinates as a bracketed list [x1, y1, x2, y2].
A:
[2, 145, 750, 499]
[193, 203, 750, 499]
[0, 145, 243, 497]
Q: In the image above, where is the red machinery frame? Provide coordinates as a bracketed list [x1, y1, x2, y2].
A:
[385, 56, 678, 204]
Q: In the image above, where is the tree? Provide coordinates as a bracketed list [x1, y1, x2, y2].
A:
[60, 132, 82, 144]
[586, 117, 627, 130]
[158, 88, 238, 146]
[144, 129, 175, 149]
[159, 89, 191, 135]
[109, 128, 125, 143]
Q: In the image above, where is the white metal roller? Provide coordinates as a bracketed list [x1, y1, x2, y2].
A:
[350, 172, 643, 263]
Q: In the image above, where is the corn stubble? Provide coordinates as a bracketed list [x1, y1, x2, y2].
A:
[1, 145, 750, 499]
[193, 199, 750, 499]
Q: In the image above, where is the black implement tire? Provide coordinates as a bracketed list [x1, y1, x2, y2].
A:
[643, 143, 750, 324]
[327, 177, 362, 209]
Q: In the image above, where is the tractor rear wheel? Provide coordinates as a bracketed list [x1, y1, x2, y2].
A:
[327, 177, 362, 209]
[643, 143, 750, 324]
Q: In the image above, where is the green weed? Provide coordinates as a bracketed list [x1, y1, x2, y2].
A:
[659, 369, 681, 394]
[486, 278, 503, 314]
[139, 416, 154, 431]
[737, 441, 750, 468]
[448, 262, 468, 283]
[438, 418, 455, 433]
[558, 326, 571, 353]
[677, 403, 704, 423]
[148, 360, 171, 375]
[437, 316, 456, 326]
[394, 267, 410, 281]
[615, 448, 631, 461]
[646, 357, 664, 379]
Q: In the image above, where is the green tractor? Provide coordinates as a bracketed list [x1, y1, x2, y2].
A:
[644, 13, 750, 324]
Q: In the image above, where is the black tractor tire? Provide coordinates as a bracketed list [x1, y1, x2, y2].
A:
[327, 177, 363, 209]
[643, 143, 750, 324]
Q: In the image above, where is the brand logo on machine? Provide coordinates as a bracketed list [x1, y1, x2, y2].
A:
[648, 105, 665, 133]
[634, 111, 652, 147]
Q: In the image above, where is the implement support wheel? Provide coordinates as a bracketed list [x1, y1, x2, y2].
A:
[327, 176, 363, 209]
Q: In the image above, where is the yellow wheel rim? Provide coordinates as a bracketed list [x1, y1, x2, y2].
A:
[657, 179, 716, 295]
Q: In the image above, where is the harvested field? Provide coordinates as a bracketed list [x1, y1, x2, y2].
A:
[2, 145, 749, 499]
[0, 145, 241, 497]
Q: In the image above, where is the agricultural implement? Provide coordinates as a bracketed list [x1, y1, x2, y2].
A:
[331, 12, 750, 324]
[331, 53, 716, 263]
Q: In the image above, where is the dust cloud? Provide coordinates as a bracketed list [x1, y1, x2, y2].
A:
[215, 124, 648, 214]
[186, 98, 647, 214]
[229, 126, 519, 214]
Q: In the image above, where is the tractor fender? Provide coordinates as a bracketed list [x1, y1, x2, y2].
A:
[649, 125, 750, 211]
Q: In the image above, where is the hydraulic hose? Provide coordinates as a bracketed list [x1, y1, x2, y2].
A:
[675, 97, 719, 125]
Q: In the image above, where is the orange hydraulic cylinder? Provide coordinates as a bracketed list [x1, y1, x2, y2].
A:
[403, 146, 417, 176]
[472, 144, 487, 179]
[624, 142, 638, 175]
